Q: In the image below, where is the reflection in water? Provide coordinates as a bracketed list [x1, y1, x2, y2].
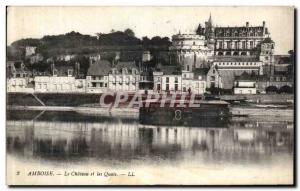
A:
[6, 110, 293, 166]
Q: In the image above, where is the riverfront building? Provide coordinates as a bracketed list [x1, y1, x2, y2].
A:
[233, 73, 257, 95]
[153, 65, 182, 93]
[108, 61, 140, 92]
[7, 60, 34, 93]
[181, 68, 207, 94]
[35, 63, 85, 93]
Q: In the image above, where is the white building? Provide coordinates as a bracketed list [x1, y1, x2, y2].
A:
[153, 65, 182, 93]
[7, 78, 34, 93]
[108, 61, 140, 92]
[181, 68, 207, 94]
[35, 64, 86, 93]
[7, 61, 34, 93]
[234, 73, 257, 94]
[86, 60, 140, 93]
[86, 60, 111, 93]
[25, 46, 36, 57]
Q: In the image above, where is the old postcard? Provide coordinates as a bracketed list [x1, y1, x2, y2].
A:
[6, 6, 295, 185]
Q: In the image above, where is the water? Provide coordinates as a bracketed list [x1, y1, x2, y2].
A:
[6, 110, 294, 185]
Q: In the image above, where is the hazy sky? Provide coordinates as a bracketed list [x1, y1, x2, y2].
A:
[7, 6, 294, 54]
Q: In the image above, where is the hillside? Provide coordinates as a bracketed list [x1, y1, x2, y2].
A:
[8, 30, 171, 63]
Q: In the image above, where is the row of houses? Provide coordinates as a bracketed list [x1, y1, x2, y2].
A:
[7, 57, 293, 95]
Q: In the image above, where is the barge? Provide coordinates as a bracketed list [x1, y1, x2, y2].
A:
[139, 97, 230, 127]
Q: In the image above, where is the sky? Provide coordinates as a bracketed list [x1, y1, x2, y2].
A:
[7, 6, 294, 54]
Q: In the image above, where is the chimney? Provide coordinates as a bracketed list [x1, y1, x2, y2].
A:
[75, 62, 80, 77]
[246, 22, 249, 27]
[263, 21, 266, 27]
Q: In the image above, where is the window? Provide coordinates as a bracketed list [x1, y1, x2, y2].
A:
[235, 41, 238, 49]
[226, 41, 231, 49]
[212, 70, 215, 74]
[250, 41, 254, 49]
[166, 77, 169, 83]
[200, 82, 204, 88]
[157, 84, 161, 91]
[68, 69, 73, 76]
[53, 69, 58, 76]
[187, 65, 190, 71]
[132, 69, 137, 75]
[166, 84, 169, 91]
[175, 77, 178, 83]
[242, 41, 246, 49]
[218, 41, 223, 49]
[175, 84, 178, 91]
[122, 68, 128, 74]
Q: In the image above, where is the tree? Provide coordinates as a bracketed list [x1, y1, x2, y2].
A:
[196, 24, 204, 35]
[266, 86, 278, 94]
[279, 85, 293, 94]
[124, 28, 135, 37]
[95, 33, 103, 39]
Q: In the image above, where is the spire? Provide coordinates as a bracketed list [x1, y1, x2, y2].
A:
[208, 13, 212, 25]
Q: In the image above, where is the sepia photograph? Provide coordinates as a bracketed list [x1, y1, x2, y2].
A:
[6, 6, 295, 186]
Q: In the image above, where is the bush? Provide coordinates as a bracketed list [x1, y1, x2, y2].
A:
[266, 86, 278, 93]
[279, 85, 293, 94]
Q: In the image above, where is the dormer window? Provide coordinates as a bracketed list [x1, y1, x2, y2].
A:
[132, 68, 137, 75]
[68, 69, 73, 77]
[53, 69, 58, 76]
[112, 68, 117, 75]
[122, 68, 128, 74]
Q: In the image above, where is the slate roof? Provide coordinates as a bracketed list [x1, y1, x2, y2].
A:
[219, 70, 259, 89]
[261, 37, 274, 44]
[193, 68, 209, 79]
[114, 61, 139, 72]
[54, 65, 74, 76]
[87, 60, 111, 76]
[155, 65, 182, 75]
[235, 72, 257, 81]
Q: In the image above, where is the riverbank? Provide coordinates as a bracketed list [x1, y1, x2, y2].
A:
[7, 104, 294, 118]
[220, 94, 294, 104]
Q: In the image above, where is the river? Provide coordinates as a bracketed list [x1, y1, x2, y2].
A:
[6, 110, 294, 185]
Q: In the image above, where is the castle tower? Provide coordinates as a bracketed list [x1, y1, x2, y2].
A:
[259, 37, 275, 75]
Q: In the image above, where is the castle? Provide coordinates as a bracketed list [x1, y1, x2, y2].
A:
[170, 14, 275, 76]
